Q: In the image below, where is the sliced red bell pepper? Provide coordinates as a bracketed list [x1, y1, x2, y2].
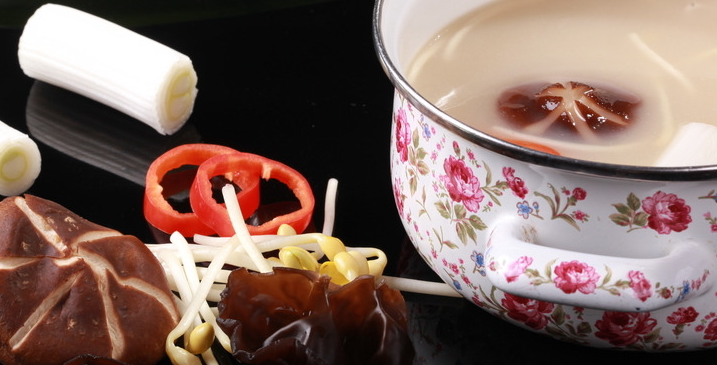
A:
[190, 152, 315, 236]
[144, 144, 260, 237]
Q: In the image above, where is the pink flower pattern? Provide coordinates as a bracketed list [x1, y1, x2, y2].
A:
[504, 256, 533, 283]
[628, 270, 652, 302]
[573, 210, 587, 221]
[641, 191, 692, 234]
[553, 260, 600, 294]
[502, 167, 528, 199]
[439, 156, 484, 213]
[394, 108, 410, 163]
[501, 293, 555, 330]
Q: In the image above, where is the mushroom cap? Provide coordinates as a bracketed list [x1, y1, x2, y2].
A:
[0, 195, 179, 365]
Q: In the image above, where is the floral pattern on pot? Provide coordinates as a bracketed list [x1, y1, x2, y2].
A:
[610, 192, 692, 234]
[470, 273, 717, 350]
[390, 93, 717, 350]
[393, 99, 588, 249]
[487, 254, 709, 303]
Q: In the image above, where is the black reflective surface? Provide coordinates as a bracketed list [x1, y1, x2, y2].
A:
[2, 1, 717, 364]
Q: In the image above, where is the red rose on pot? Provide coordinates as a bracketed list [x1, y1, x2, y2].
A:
[440, 156, 484, 212]
[641, 191, 692, 234]
[573, 210, 588, 221]
[501, 293, 555, 330]
[666, 307, 699, 325]
[572, 187, 587, 200]
[595, 311, 658, 347]
[703, 319, 717, 341]
[395, 108, 411, 163]
[502, 167, 528, 199]
[553, 260, 600, 294]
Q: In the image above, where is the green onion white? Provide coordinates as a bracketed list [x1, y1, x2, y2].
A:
[0, 121, 41, 197]
[18, 4, 198, 135]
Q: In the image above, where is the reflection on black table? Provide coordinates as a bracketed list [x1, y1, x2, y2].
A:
[1, 0, 717, 364]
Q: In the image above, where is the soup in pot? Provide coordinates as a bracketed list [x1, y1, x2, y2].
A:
[405, 0, 717, 166]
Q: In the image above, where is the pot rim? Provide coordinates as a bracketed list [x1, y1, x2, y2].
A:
[372, 0, 717, 182]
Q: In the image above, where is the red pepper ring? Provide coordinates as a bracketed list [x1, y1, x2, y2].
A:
[190, 152, 315, 236]
[144, 144, 261, 237]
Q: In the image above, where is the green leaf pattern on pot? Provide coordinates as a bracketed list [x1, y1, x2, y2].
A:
[532, 184, 589, 230]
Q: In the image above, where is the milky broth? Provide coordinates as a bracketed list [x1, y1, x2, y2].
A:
[405, 0, 717, 166]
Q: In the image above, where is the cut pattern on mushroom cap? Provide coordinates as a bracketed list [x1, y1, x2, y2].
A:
[498, 81, 641, 142]
[0, 195, 179, 365]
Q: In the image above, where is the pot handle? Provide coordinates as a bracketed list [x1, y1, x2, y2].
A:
[485, 219, 716, 312]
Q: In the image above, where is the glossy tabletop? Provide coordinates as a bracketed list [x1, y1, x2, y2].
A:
[1, 1, 716, 364]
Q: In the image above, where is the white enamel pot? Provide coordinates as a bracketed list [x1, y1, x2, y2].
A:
[374, 0, 717, 351]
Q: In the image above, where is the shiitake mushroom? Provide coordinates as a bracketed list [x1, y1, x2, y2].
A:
[498, 81, 641, 141]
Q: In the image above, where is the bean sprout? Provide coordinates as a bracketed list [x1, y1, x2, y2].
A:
[148, 177, 460, 364]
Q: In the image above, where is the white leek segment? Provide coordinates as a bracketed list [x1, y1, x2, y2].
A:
[0, 121, 41, 196]
[18, 4, 198, 135]
[654, 122, 717, 167]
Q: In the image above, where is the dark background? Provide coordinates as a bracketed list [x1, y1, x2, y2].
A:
[2, 1, 717, 364]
